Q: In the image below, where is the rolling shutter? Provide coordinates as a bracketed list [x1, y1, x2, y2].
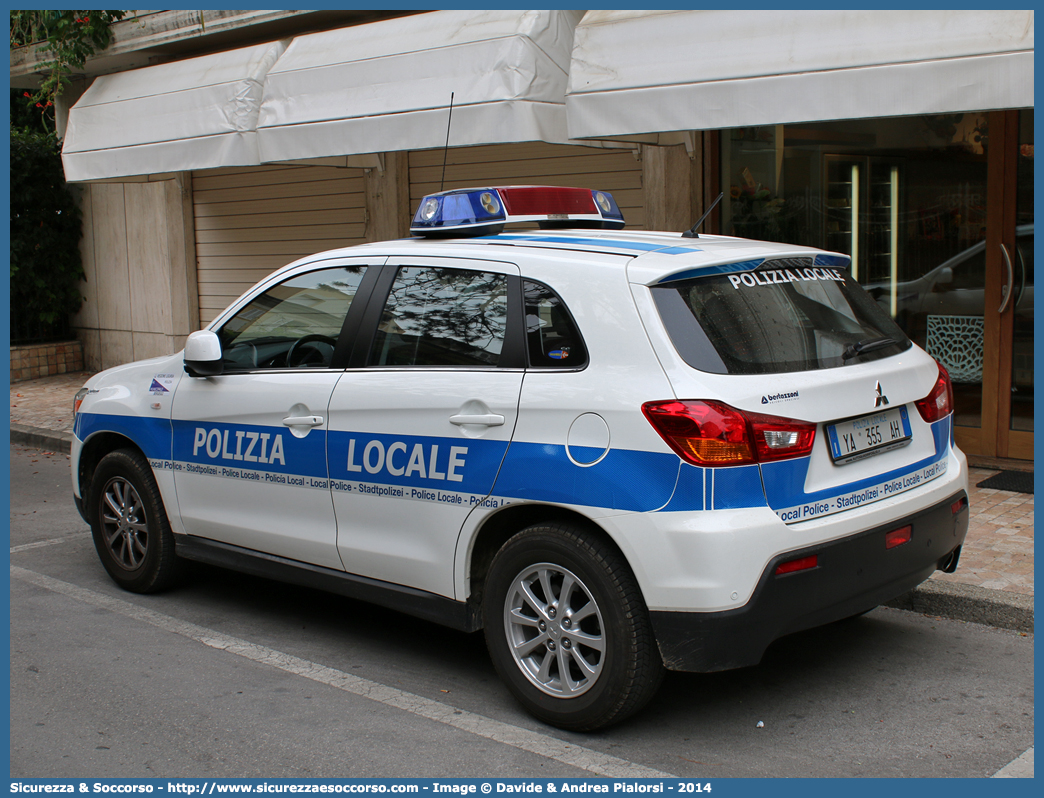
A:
[192, 164, 368, 325]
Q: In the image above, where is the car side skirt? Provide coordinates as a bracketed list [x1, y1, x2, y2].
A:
[175, 536, 481, 632]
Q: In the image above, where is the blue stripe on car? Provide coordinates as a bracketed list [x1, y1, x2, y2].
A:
[327, 429, 509, 495]
[76, 413, 173, 460]
[760, 417, 951, 511]
[655, 259, 767, 284]
[491, 442, 680, 512]
[77, 411, 950, 519]
[172, 420, 329, 478]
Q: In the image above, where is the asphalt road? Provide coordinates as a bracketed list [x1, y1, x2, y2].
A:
[8, 444, 1034, 779]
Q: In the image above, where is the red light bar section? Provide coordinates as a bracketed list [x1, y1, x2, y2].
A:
[885, 525, 912, 549]
[498, 186, 597, 216]
[775, 554, 818, 575]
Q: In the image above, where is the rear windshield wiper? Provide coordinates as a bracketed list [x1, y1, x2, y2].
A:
[841, 336, 898, 361]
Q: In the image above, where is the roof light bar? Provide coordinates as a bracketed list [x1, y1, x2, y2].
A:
[410, 186, 625, 237]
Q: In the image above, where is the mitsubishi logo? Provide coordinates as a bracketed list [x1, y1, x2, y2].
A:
[875, 381, 889, 408]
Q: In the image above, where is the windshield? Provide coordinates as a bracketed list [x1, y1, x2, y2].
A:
[652, 258, 912, 375]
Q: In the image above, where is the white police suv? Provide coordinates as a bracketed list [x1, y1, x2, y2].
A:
[72, 186, 969, 731]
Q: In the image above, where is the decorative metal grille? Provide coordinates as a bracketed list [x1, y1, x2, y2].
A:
[926, 314, 984, 384]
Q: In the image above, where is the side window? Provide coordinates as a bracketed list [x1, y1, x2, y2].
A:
[524, 281, 587, 368]
[369, 266, 508, 367]
[218, 266, 368, 370]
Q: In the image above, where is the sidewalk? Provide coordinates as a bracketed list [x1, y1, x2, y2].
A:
[10, 370, 1034, 632]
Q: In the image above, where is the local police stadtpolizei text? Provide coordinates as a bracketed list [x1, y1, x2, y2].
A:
[776, 460, 948, 522]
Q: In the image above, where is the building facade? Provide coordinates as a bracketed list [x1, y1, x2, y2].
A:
[9, 9, 1033, 460]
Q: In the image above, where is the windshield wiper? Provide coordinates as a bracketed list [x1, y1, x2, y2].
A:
[841, 336, 898, 362]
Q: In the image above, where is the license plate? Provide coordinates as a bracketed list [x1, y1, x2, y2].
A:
[826, 406, 912, 464]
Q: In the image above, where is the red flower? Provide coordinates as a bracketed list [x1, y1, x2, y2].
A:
[23, 91, 30, 98]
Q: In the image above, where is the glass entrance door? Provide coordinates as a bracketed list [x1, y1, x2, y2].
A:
[971, 109, 1034, 460]
[720, 110, 1033, 460]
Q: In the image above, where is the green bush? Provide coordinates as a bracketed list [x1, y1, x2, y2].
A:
[10, 127, 84, 338]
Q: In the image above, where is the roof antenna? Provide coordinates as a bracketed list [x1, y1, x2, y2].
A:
[682, 191, 724, 238]
[439, 92, 455, 193]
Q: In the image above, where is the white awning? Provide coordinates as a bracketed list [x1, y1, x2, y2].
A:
[566, 10, 1034, 139]
[256, 10, 583, 162]
[62, 41, 287, 182]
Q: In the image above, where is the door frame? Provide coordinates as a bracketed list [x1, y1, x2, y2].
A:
[957, 109, 1032, 460]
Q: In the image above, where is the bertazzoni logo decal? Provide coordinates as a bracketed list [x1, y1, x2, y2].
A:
[762, 390, 799, 405]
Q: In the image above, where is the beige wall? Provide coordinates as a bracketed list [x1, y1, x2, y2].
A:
[73, 173, 199, 372]
[641, 136, 711, 233]
[191, 162, 371, 325]
[72, 144, 709, 372]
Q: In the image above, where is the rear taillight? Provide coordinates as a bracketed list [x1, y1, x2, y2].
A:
[747, 409, 818, 463]
[642, 400, 816, 467]
[915, 362, 954, 423]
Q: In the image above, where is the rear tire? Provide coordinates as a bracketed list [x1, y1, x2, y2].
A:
[483, 522, 663, 731]
[88, 449, 181, 593]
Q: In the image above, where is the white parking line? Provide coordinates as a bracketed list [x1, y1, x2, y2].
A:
[10, 535, 84, 553]
[11, 565, 674, 779]
[992, 747, 1034, 778]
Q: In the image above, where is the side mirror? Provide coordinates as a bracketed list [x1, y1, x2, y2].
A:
[932, 266, 954, 292]
[184, 330, 223, 377]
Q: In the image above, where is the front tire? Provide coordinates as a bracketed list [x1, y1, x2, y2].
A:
[483, 523, 663, 731]
[87, 449, 181, 593]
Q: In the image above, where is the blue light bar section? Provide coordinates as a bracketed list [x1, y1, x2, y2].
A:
[411, 189, 506, 233]
[410, 186, 627, 236]
[595, 190, 625, 224]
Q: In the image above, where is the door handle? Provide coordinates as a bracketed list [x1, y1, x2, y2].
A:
[283, 415, 324, 427]
[1014, 245, 1027, 310]
[999, 243, 1013, 314]
[449, 413, 505, 427]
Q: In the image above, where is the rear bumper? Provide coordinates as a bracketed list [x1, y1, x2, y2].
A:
[650, 490, 969, 672]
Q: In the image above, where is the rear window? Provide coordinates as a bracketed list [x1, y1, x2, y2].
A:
[652, 258, 912, 375]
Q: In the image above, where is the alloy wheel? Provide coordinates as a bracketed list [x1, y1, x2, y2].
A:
[503, 563, 605, 698]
